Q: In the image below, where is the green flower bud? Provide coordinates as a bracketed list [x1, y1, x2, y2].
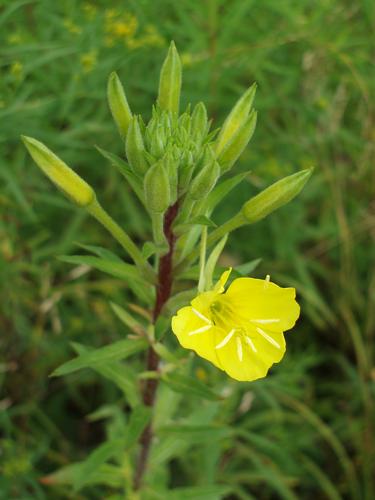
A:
[178, 150, 194, 194]
[126, 116, 149, 175]
[149, 126, 166, 159]
[178, 113, 191, 134]
[107, 72, 132, 140]
[189, 154, 220, 200]
[22, 136, 95, 207]
[144, 159, 171, 213]
[215, 83, 256, 155]
[241, 168, 313, 223]
[165, 151, 178, 204]
[191, 102, 208, 143]
[218, 110, 257, 173]
[157, 41, 182, 114]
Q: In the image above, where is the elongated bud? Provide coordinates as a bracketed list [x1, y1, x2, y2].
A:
[178, 150, 194, 194]
[241, 168, 313, 223]
[144, 160, 171, 213]
[215, 83, 256, 155]
[157, 41, 182, 114]
[22, 136, 95, 207]
[165, 151, 178, 204]
[191, 102, 208, 143]
[189, 155, 220, 200]
[107, 72, 132, 140]
[126, 116, 148, 174]
[219, 110, 257, 173]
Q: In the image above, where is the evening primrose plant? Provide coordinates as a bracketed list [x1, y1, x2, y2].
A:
[22, 42, 312, 494]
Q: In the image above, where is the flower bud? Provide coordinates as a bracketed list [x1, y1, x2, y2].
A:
[215, 83, 256, 155]
[125, 116, 149, 175]
[189, 153, 220, 200]
[157, 41, 182, 114]
[107, 72, 132, 140]
[165, 151, 178, 204]
[144, 159, 171, 213]
[178, 150, 194, 194]
[241, 168, 313, 223]
[191, 102, 208, 143]
[22, 136, 95, 207]
[218, 110, 257, 173]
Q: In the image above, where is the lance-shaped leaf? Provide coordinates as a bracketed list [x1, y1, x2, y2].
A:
[157, 41, 182, 113]
[51, 338, 148, 377]
[107, 72, 132, 139]
[22, 136, 95, 207]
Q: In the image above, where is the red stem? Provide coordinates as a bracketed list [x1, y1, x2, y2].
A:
[133, 202, 179, 490]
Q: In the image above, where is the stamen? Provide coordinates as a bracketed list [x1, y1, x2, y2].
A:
[256, 327, 281, 349]
[192, 307, 211, 324]
[188, 324, 212, 336]
[236, 337, 243, 362]
[250, 318, 280, 324]
[245, 336, 257, 352]
[264, 274, 271, 289]
[215, 329, 235, 349]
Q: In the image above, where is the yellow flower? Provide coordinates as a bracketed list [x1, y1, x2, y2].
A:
[172, 270, 300, 381]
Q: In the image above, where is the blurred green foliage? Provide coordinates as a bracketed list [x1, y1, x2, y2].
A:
[0, 0, 374, 498]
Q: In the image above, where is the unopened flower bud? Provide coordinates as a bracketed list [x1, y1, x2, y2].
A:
[189, 155, 220, 200]
[22, 136, 95, 207]
[241, 168, 313, 223]
[178, 150, 194, 194]
[107, 72, 132, 140]
[191, 102, 208, 143]
[157, 41, 182, 114]
[215, 83, 256, 155]
[144, 159, 171, 213]
[219, 110, 257, 173]
[126, 116, 149, 174]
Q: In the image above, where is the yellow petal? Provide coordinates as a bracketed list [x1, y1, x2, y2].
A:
[171, 305, 222, 369]
[225, 277, 300, 332]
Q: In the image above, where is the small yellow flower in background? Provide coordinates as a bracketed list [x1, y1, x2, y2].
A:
[63, 19, 82, 35]
[172, 270, 300, 382]
[80, 50, 97, 73]
[10, 61, 23, 80]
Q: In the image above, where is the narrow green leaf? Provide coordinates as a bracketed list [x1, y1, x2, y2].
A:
[168, 485, 232, 500]
[95, 146, 145, 203]
[162, 373, 221, 401]
[204, 235, 228, 289]
[73, 440, 123, 492]
[75, 243, 123, 262]
[72, 343, 140, 407]
[124, 405, 152, 448]
[59, 254, 141, 281]
[234, 258, 262, 276]
[158, 424, 231, 442]
[51, 338, 148, 377]
[40, 463, 122, 488]
[110, 302, 144, 335]
[205, 171, 251, 214]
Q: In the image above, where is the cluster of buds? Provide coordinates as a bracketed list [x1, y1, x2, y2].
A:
[22, 41, 312, 277]
[106, 42, 260, 252]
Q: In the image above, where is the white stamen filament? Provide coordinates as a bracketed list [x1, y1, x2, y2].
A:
[188, 324, 212, 336]
[245, 336, 257, 352]
[192, 307, 211, 324]
[215, 329, 235, 349]
[236, 337, 243, 362]
[256, 327, 281, 349]
[250, 318, 280, 324]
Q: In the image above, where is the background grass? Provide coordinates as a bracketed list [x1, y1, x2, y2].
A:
[1, 0, 374, 498]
